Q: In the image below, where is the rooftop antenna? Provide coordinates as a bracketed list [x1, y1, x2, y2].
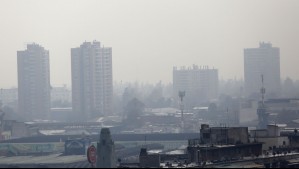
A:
[226, 107, 229, 128]
[145, 135, 147, 149]
[178, 91, 186, 133]
[0, 88, 3, 103]
[261, 75, 265, 105]
[0, 88, 3, 109]
[257, 74, 268, 129]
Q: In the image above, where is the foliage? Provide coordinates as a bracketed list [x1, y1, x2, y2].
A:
[124, 98, 145, 120]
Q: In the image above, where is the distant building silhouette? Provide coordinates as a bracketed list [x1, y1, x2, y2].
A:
[0, 88, 18, 108]
[17, 44, 51, 120]
[71, 41, 113, 120]
[97, 128, 116, 168]
[173, 65, 218, 109]
[244, 42, 281, 98]
[51, 85, 71, 106]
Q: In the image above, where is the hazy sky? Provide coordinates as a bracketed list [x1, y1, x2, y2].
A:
[0, 0, 299, 88]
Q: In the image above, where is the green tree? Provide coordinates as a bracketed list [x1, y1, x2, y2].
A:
[125, 98, 145, 120]
[123, 98, 145, 129]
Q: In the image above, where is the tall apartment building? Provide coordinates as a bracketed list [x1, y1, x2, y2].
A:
[71, 41, 113, 120]
[17, 44, 51, 120]
[173, 65, 218, 109]
[244, 42, 281, 98]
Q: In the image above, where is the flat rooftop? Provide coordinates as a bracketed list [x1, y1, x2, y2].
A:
[0, 154, 91, 168]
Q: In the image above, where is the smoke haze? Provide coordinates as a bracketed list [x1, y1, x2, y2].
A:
[0, 0, 299, 88]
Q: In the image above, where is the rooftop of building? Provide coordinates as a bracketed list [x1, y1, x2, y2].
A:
[0, 153, 91, 168]
[268, 124, 287, 128]
[201, 126, 248, 130]
[50, 107, 72, 111]
[193, 107, 209, 110]
[1, 133, 199, 143]
[265, 98, 299, 103]
[211, 161, 264, 168]
[189, 143, 262, 149]
[173, 65, 217, 71]
[259, 42, 272, 48]
[26, 43, 44, 49]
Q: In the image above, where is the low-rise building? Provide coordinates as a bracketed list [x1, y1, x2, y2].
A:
[11, 122, 39, 139]
[200, 124, 249, 145]
[139, 148, 161, 168]
[187, 143, 263, 163]
[250, 124, 289, 151]
[187, 124, 263, 163]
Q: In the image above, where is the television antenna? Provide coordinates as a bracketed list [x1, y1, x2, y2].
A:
[178, 91, 186, 133]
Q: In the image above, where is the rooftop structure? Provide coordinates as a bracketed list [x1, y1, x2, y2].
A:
[97, 128, 116, 168]
[199, 124, 249, 145]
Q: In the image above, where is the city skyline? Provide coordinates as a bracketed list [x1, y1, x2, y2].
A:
[0, 41, 297, 89]
[0, 0, 299, 88]
[2, 1, 299, 168]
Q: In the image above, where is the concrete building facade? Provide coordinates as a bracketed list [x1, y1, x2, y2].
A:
[199, 124, 249, 145]
[244, 42, 281, 98]
[17, 44, 51, 120]
[139, 148, 161, 168]
[188, 124, 262, 163]
[71, 41, 113, 120]
[187, 143, 263, 163]
[173, 65, 218, 109]
[250, 124, 289, 151]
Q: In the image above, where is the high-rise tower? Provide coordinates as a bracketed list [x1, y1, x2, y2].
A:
[244, 42, 281, 98]
[71, 41, 113, 120]
[17, 43, 51, 120]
